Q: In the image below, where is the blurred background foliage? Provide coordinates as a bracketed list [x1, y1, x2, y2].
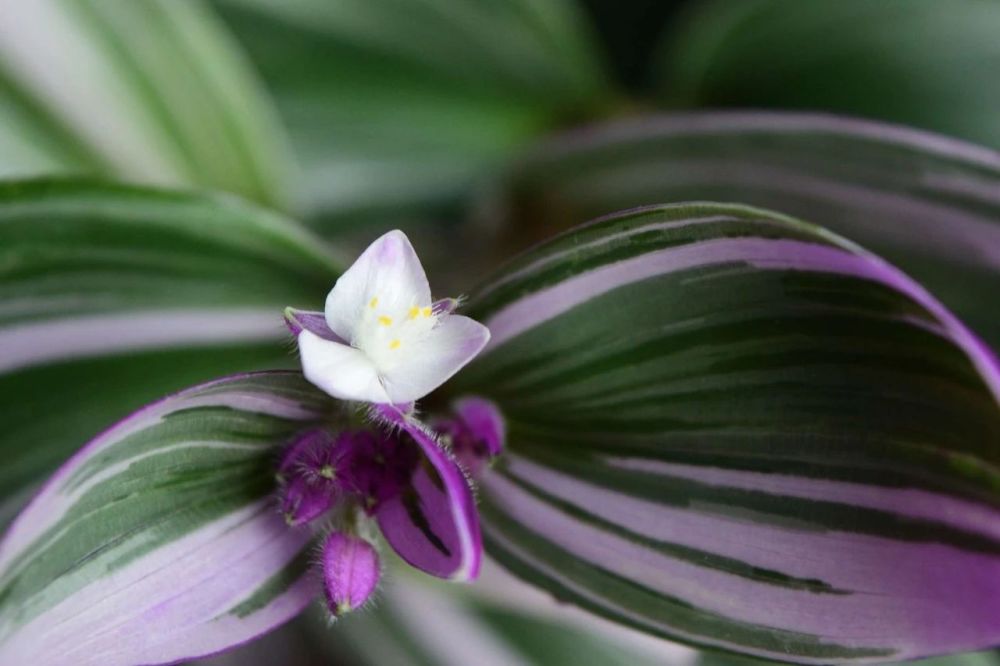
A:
[4, 0, 998, 239]
[2, 0, 999, 664]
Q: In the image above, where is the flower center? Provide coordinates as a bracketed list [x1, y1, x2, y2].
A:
[352, 294, 438, 372]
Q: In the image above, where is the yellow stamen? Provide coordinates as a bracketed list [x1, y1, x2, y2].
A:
[421, 306, 432, 317]
[389, 339, 401, 350]
[377, 315, 392, 326]
[407, 306, 420, 319]
[369, 297, 378, 308]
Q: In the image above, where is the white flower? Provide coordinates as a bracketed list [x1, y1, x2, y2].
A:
[292, 230, 490, 405]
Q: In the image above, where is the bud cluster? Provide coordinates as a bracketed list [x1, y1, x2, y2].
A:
[276, 427, 419, 527]
[274, 397, 504, 619]
[276, 425, 421, 619]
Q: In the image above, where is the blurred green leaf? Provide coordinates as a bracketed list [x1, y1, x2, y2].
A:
[454, 203, 1000, 662]
[0, 179, 339, 506]
[323, 574, 668, 666]
[654, 0, 1000, 149]
[0, 0, 294, 208]
[215, 0, 616, 231]
[0, 66, 108, 178]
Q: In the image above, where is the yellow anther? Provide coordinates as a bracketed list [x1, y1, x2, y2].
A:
[377, 315, 392, 326]
[408, 306, 420, 319]
[389, 339, 401, 350]
[369, 297, 379, 308]
[421, 306, 432, 317]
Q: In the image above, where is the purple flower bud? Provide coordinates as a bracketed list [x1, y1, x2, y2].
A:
[434, 397, 505, 476]
[322, 532, 380, 616]
[279, 474, 336, 526]
[277, 429, 350, 526]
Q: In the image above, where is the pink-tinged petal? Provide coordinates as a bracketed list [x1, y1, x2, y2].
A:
[283, 307, 345, 342]
[380, 315, 490, 404]
[321, 532, 380, 616]
[375, 408, 482, 581]
[324, 230, 432, 342]
[453, 397, 505, 458]
[298, 330, 389, 403]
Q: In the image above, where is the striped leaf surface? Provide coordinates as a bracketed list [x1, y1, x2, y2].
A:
[452, 203, 1000, 663]
[490, 112, 1000, 351]
[697, 648, 1000, 666]
[0, 372, 334, 665]
[0, 0, 293, 208]
[0, 179, 339, 507]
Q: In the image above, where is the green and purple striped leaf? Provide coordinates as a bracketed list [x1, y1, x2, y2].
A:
[0, 372, 334, 665]
[452, 203, 1000, 663]
[0, 0, 293, 208]
[488, 112, 1000, 350]
[0, 179, 340, 507]
[696, 648, 1000, 666]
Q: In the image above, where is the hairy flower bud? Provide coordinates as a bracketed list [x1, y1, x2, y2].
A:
[434, 397, 505, 476]
[322, 532, 380, 617]
[279, 474, 336, 526]
[277, 429, 348, 526]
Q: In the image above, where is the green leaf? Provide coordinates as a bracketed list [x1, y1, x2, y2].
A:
[489, 111, 1000, 350]
[453, 203, 1000, 662]
[0, 372, 334, 665]
[0, 0, 294, 208]
[215, 0, 615, 229]
[0, 178, 339, 506]
[0, 65, 108, 178]
[654, 0, 1000, 149]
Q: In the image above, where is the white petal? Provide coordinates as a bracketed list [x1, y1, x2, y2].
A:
[298, 330, 390, 403]
[325, 230, 432, 342]
[380, 315, 490, 404]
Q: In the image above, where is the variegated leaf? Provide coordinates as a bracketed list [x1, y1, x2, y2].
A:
[0, 179, 339, 507]
[0, 0, 293, 208]
[489, 112, 1000, 350]
[0, 372, 333, 665]
[453, 203, 1000, 663]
